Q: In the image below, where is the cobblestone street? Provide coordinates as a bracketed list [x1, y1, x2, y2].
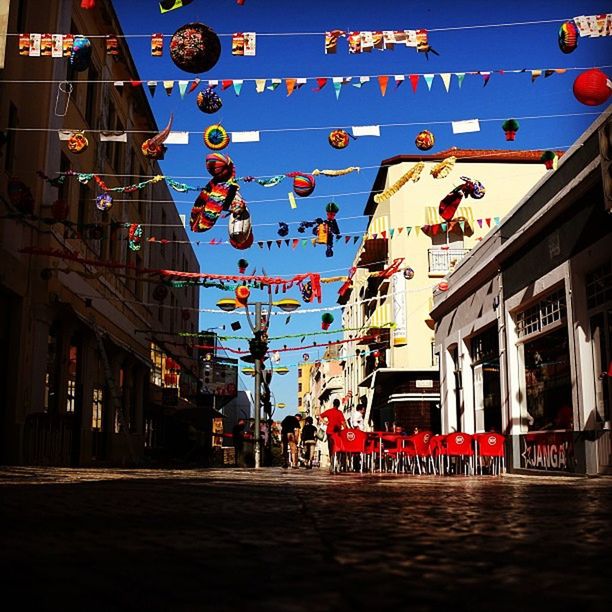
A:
[1, 467, 611, 611]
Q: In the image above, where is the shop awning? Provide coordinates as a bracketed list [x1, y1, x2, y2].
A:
[424, 206, 474, 236]
[367, 301, 392, 330]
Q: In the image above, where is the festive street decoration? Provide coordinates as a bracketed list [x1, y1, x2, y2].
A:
[141, 114, 173, 160]
[169, 23, 221, 74]
[295, 202, 341, 257]
[502, 119, 520, 141]
[573, 68, 612, 106]
[430, 157, 456, 179]
[127, 224, 142, 251]
[328, 129, 352, 149]
[373, 162, 424, 203]
[558, 21, 578, 53]
[291, 172, 316, 197]
[321, 313, 334, 330]
[66, 131, 89, 154]
[235, 285, 250, 306]
[228, 196, 254, 250]
[95, 193, 113, 211]
[403, 267, 415, 280]
[438, 281, 449, 291]
[540, 150, 558, 170]
[197, 86, 223, 113]
[238, 259, 248, 274]
[415, 130, 434, 151]
[203, 124, 230, 150]
[300, 280, 313, 303]
[439, 176, 485, 221]
[70, 36, 92, 71]
[205, 152, 234, 181]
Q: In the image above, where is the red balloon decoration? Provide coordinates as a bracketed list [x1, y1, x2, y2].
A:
[573, 69, 612, 106]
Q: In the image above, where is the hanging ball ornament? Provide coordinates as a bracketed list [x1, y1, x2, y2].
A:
[205, 152, 234, 181]
[501, 119, 520, 142]
[328, 129, 351, 149]
[415, 130, 435, 151]
[573, 69, 612, 106]
[292, 173, 316, 197]
[235, 285, 250, 307]
[70, 36, 92, 72]
[203, 124, 230, 150]
[67, 131, 89, 154]
[169, 22, 221, 74]
[321, 313, 334, 330]
[196, 86, 223, 114]
[558, 20, 578, 54]
[95, 193, 113, 212]
[403, 267, 415, 280]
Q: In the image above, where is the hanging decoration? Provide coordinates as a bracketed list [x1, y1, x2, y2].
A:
[169, 22, 221, 74]
[312, 166, 360, 177]
[502, 119, 520, 141]
[572, 69, 612, 106]
[403, 267, 415, 280]
[235, 285, 250, 307]
[295, 202, 341, 257]
[128, 223, 143, 251]
[373, 162, 424, 203]
[290, 172, 316, 197]
[197, 86, 223, 114]
[70, 36, 92, 72]
[430, 157, 456, 179]
[321, 313, 334, 330]
[540, 150, 558, 170]
[438, 176, 486, 221]
[205, 152, 234, 182]
[328, 129, 353, 149]
[300, 280, 313, 303]
[558, 21, 578, 54]
[141, 114, 173, 160]
[95, 193, 113, 212]
[203, 124, 230, 150]
[415, 130, 434, 151]
[437, 281, 449, 291]
[238, 259, 248, 274]
[66, 131, 89, 154]
[228, 195, 254, 250]
[416, 29, 439, 59]
[159, 0, 194, 13]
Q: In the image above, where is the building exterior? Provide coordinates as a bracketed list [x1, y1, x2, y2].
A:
[431, 109, 612, 476]
[297, 360, 313, 416]
[0, 0, 199, 466]
[341, 148, 549, 434]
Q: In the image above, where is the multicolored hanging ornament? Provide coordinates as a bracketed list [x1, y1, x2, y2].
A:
[277, 222, 289, 237]
[128, 223, 142, 251]
[67, 131, 89, 154]
[540, 151, 558, 170]
[502, 119, 520, 141]
[205, 152, 234, 182]
[460, 176, 486, 199]
[203, 124, 230, 150]
[70, 36, 92, 72]
[573, 69, 612, 106]
[321, 313, 334, 330]
[430, 157, 456, 179]
[141, 114, 173, 160]
[169, 22, 221, 73]
[228, 201, 254, 250]
[403, 267, 415, 280]
[238, 258, 249, 274]
[190, 183, 235, 232]
[328, 129, 352, 149]
[558, 20, 578, 54]
[196, 86, 223, 113]
[438, 177, 485, 221]
[235, 285, 250, 307]
[415, 130, 434, 151]
[95, 193, 113, 211]
[291, 173, 316, 197]
[300, 280, 313, 303]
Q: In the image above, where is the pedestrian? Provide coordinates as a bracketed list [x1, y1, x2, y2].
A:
[232, 418, 246, 467]
[350, 404, 367, 430]
[320, 398, 347, 459]
[280, 413, 302, 469]
[300, 416, 317, 469]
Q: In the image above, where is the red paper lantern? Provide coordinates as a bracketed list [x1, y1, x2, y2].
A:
[235, 285, 250, 306]
[573, 69, 612, 106]
[437, 281, 449, 292]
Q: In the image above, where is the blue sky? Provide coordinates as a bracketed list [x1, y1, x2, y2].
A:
[113, 0, 612, 418]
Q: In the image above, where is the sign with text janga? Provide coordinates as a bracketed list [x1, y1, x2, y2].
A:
[519, 430, 576, 473]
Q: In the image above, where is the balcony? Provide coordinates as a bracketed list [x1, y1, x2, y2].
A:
[428, 248, 470, 277]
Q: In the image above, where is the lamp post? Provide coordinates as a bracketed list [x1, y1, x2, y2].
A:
[217, 293, 300, 468]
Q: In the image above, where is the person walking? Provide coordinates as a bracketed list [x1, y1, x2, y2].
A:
[320, 398, 347, 466]
[300, 416, 317, 469]
[280, 413, 302, 469]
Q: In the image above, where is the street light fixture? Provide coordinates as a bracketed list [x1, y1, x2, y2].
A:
[217, 286, 300, 468]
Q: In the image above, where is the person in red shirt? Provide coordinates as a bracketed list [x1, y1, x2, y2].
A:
[320, 398, 347, 460]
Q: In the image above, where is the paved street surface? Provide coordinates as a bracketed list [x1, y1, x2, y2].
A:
[1, 467, 611, 612]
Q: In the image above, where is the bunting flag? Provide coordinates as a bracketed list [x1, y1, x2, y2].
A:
[394, 74, 405, 89]
[423, 73, 434, 91]
[178, 80, 188, 98]
[233, 80, 243, 96]
[163, 80, 174, 96]
[255, 79, 266, 93]
[313, 77, 328, 92]
[480, 71, 491, 87]
[409, 74, 419, 93]
[456, 72, 465, 88]
[378, 75, 389, 96]
[440, 73, 451, 92]
[267, 78, 281, 91]
[292, 239, 299, 249]
[222, 80, 233, 90]
[188, 77, 201, 93]
[286, 78, 297, 96]
[531, 69, 542, 83]
[333, 77, 343, 99]
[147, 81, 157, 97]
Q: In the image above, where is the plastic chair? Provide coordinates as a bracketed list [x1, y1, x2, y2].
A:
[337, 428, 368, 472]
[429, 434, 447, 475]
[410, 431, 435, 474]
[474, 433, 506, 475]
[445, 432, 475, 475]
[328, 432, 344, 473]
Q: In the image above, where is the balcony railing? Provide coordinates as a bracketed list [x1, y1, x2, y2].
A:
[428, 248, 470, 276]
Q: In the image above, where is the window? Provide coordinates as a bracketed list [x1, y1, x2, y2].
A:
[298, 382, 302, 393]
[150, 343, 164, 386]
[586, 261, 612, 310]
[516, 287, 566, 338]
[92, 387, 103, 430]
[471, 326, 499, 365]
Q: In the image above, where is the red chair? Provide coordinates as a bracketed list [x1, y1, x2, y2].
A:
[429, 434, 447, 475]
[445, 432, 475, 475]
[409, 431, 435, 475]
[328, 432, 344, 473]
[383, 435, 413, 473]
[474, 433, 506, 475]
[337, 428, 368, 472]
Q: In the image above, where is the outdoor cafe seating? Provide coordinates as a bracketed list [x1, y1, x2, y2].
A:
[327, 428, 506, 476]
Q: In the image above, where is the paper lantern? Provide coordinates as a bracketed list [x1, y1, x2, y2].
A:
[293, 173, 315, 197]
[95, 193, 113, 212]
[70, 37, 91, 72]
[328, 129, 350, 149]
[196, 87, 223, 114]
[502, 119, 520, 141]
[403, 267, 415, 280]
[438, 281, 449, 291]
[205, 152, 234, 181]
[325, 201, 339, 220]
[67, 131, 88, 154]
[321, 313, 334, 330]
[238, 259, 248, 273]
[558, 21, 578, 54]
[573, 69, 612, 106]
[415, 130, 434, 151]
[204, 124, 229, 150]
[540, 150, 558, 170]
[141, 115, 173, 160]
[169, 22, 221, 74]
[235, 285, 250, 307]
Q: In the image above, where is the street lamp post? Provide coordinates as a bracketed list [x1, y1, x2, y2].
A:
[217, 292, 300, 469]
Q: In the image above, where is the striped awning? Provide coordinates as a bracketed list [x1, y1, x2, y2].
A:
[366, 215, 390, 238]
[367, 301, 392, 330]
[425, 205, 474, 231]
